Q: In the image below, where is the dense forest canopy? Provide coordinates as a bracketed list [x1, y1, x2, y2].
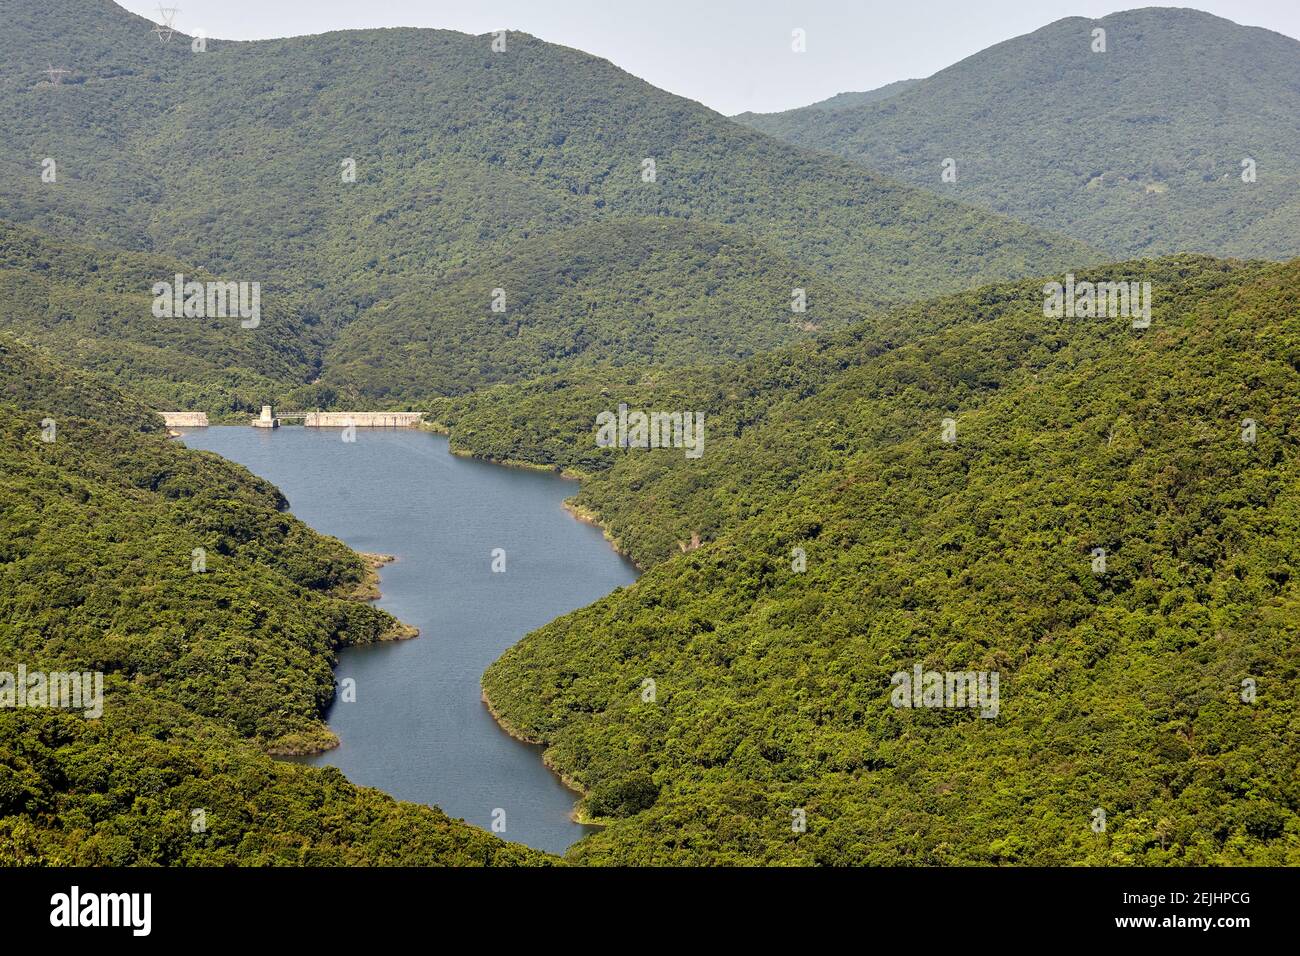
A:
[0, 222, 324, 414]
[0, 341, 549, 864]
[321, 218, 876, 401]
[463, 256, 1300, 864]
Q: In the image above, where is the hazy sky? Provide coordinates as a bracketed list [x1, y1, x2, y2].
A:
[117, 1, 1300, 115]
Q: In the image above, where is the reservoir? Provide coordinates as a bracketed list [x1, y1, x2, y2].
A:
[177, 426, 638, 855]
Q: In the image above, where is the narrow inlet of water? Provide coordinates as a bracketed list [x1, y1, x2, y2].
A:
[178, 426, 638, 854]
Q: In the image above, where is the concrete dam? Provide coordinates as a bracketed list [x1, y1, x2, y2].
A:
[157, 408, 424, 428]
[159, 412, 210, 427]
[301, 411, 424, 427]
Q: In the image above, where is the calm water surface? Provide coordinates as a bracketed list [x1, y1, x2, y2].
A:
[177, 426, 638, 854]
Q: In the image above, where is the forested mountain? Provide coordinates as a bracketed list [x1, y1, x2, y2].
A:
[0, 222, 330, 414]
[431, 255, 1300, 864]
[737, 8, 1300, 260]
[0, 0, 1099, 413]
[322, 219, 873, 400]
[0, 341, 548, 864]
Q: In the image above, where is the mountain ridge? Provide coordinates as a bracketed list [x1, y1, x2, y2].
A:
[737, 7, 1300, 260]
[1, 0, 1101, 413]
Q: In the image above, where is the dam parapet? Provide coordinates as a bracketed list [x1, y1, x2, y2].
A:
[242, 407, 425, 428]
[303, 411, 424, 428]
[158, 411, 209, 427]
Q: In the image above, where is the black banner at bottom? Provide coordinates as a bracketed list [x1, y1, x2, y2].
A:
[0, 866, 1289, 942]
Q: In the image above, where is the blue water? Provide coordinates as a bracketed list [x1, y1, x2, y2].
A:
[177, 426, 638, 854]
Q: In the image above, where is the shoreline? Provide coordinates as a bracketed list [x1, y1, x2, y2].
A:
[276, 554, 419, 757]
[427, 426, 639, 570]
[429, 427, 633, 828]
[421, 420, 587, 479]
[213, 421, 631, 828]
[267, 727, 341, 757]
[446, 443, 587, 481]
[461, 437, 636, 827]
[562, 499, 643, 571]
[170, 425, 424, 757]
[337, 552, 420, 638]
[480, 686, 606, 828]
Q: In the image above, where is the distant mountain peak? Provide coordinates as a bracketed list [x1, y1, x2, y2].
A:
[737, 5, 1300, 260]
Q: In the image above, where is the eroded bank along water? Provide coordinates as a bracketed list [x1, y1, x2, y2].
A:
[178, 426, 638, 854]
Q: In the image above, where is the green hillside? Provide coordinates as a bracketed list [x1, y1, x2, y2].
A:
[323, 218, 873, 400]
[442, 255, 1300, 864]
[0, 0, 1100, 411]
[738, 8, 1300, 261]
[0, 341, 548, 864]
[0, 221, 340, 414]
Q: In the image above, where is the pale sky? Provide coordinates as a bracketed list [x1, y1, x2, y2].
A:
[116, 1, 1300, 115]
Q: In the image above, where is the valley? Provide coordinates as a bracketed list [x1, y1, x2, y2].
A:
[0, 0, 1296, 878]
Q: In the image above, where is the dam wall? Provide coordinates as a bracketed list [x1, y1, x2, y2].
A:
[304, 412, 425, 428]
[158, 411, 209, 427]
